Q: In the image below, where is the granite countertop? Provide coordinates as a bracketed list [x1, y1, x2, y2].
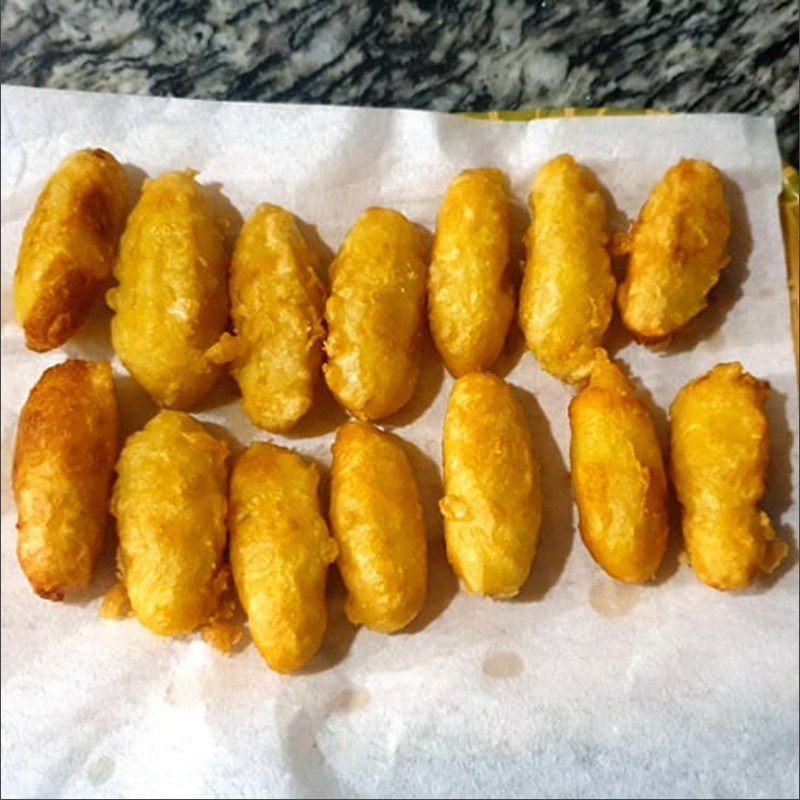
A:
[1, 0, 798, 165]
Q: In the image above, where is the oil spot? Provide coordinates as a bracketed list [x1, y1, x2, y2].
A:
[329, 687, 371, 715]
[483, 651, 524, 679]
[706, 331, 726, 352]
[86, 755, 115, 786]
[589, 579, 641, 618]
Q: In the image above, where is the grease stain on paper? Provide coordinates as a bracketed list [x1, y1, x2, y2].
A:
[589, 580, 641, 618]
[329, 687, 371, 715]
[483, 651, 524, 679]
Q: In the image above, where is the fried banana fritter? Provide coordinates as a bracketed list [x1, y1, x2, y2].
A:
[617, 159, 731, 340]
[324, 208, 427, 420]
[330, 422, 427, 631]
[518, 154, 614, 383]
[670, 362, 787, 590]
[229, 442, 338, 673]
[14, 148, 126, 351]
[441, 372, 541, 597]
[13, 360, 118, 600]
[108, 170, 228, 409]
[428, 168, 515, 376]
[569, 350, 668, 582]
[112, 411, 229, 635]
[207, 204, 326, 432]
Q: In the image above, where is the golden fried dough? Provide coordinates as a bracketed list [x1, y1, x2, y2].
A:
[207, 204, 326, 432]
[12, 360, 118, 600]
[670, 363, 787, 590]
[324, 208, 427, 420]
[108, 170, 228, 409]
[330, 422, 427, 631]
[229, 442, 338, 673]
[112, 411, 229, 635]
[569, 350, 668, 582]
[428, 168, 515, 376]
[441, 372, 541, 596]
[14, 149, 126, 351]
[518, 154, 614, 383]
[617, 159, 730, 340]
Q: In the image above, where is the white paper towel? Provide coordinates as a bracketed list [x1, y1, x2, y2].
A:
[1, 86, 797, 800]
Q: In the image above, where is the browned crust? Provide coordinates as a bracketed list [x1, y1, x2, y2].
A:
[23, 267, 108, 352]
[13, 359, 118, 599]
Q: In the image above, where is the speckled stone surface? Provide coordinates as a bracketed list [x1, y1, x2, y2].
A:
[1, 0, 798, 164]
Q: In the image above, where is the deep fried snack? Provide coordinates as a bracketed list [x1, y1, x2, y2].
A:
[569, 350, 668, 582]
[670, 363, 787, 590]
[229, 442, 338, 673]
[518, 154, 614, 383]
[441, 372, 541, 597]
[616, 159, 731, 340]
[324, 208, 427, 420]
[12, 360, 118, 600]
[428, 168, 515, 376]
[108, 170, 228, 408]
[14, 148, 126, 351]
[112, 411, 229, 635]
[330, 422, 427, 631]
[207, 204, 326, 432]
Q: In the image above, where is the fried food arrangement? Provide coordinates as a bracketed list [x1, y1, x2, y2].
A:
[569, 351, 668, 582]
[441, 372, 541, 597]
[207, 204, 326, 432]
[229, 443, 338, 673]
[518, 154, 614, 383]
[324, 208, 428, 420]
[670, 363, 787, 590]
[14, 148, 127, 351]
[616, 159, 731, 340]
[108, 170, 228, 409]
[12, 360, 118, 600]
[330, 422, 427, 631]
[428, 168, 515, 376]
[111, 411, 230, 635]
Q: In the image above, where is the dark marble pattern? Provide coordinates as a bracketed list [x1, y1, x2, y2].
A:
[2, 0, 797, 164]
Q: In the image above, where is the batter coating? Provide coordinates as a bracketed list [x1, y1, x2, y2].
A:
[441, 372, 541, 596]
[428, 168, 514, 376]
[112, 411, 229, 635]
[324, 208, 427, 420]
[518, 154, 614, 383]
[208, 204, 326, 432]
[670, 362, 787, 590]
[569, 350, 668, 582]
[14, 148, 126, 351]
[108, 170, 228, 409]
[13, 360, 118, 600]
[330, 422, 427, 631]
[229, 442, 338, 673]
[616, 159, 731, 340]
